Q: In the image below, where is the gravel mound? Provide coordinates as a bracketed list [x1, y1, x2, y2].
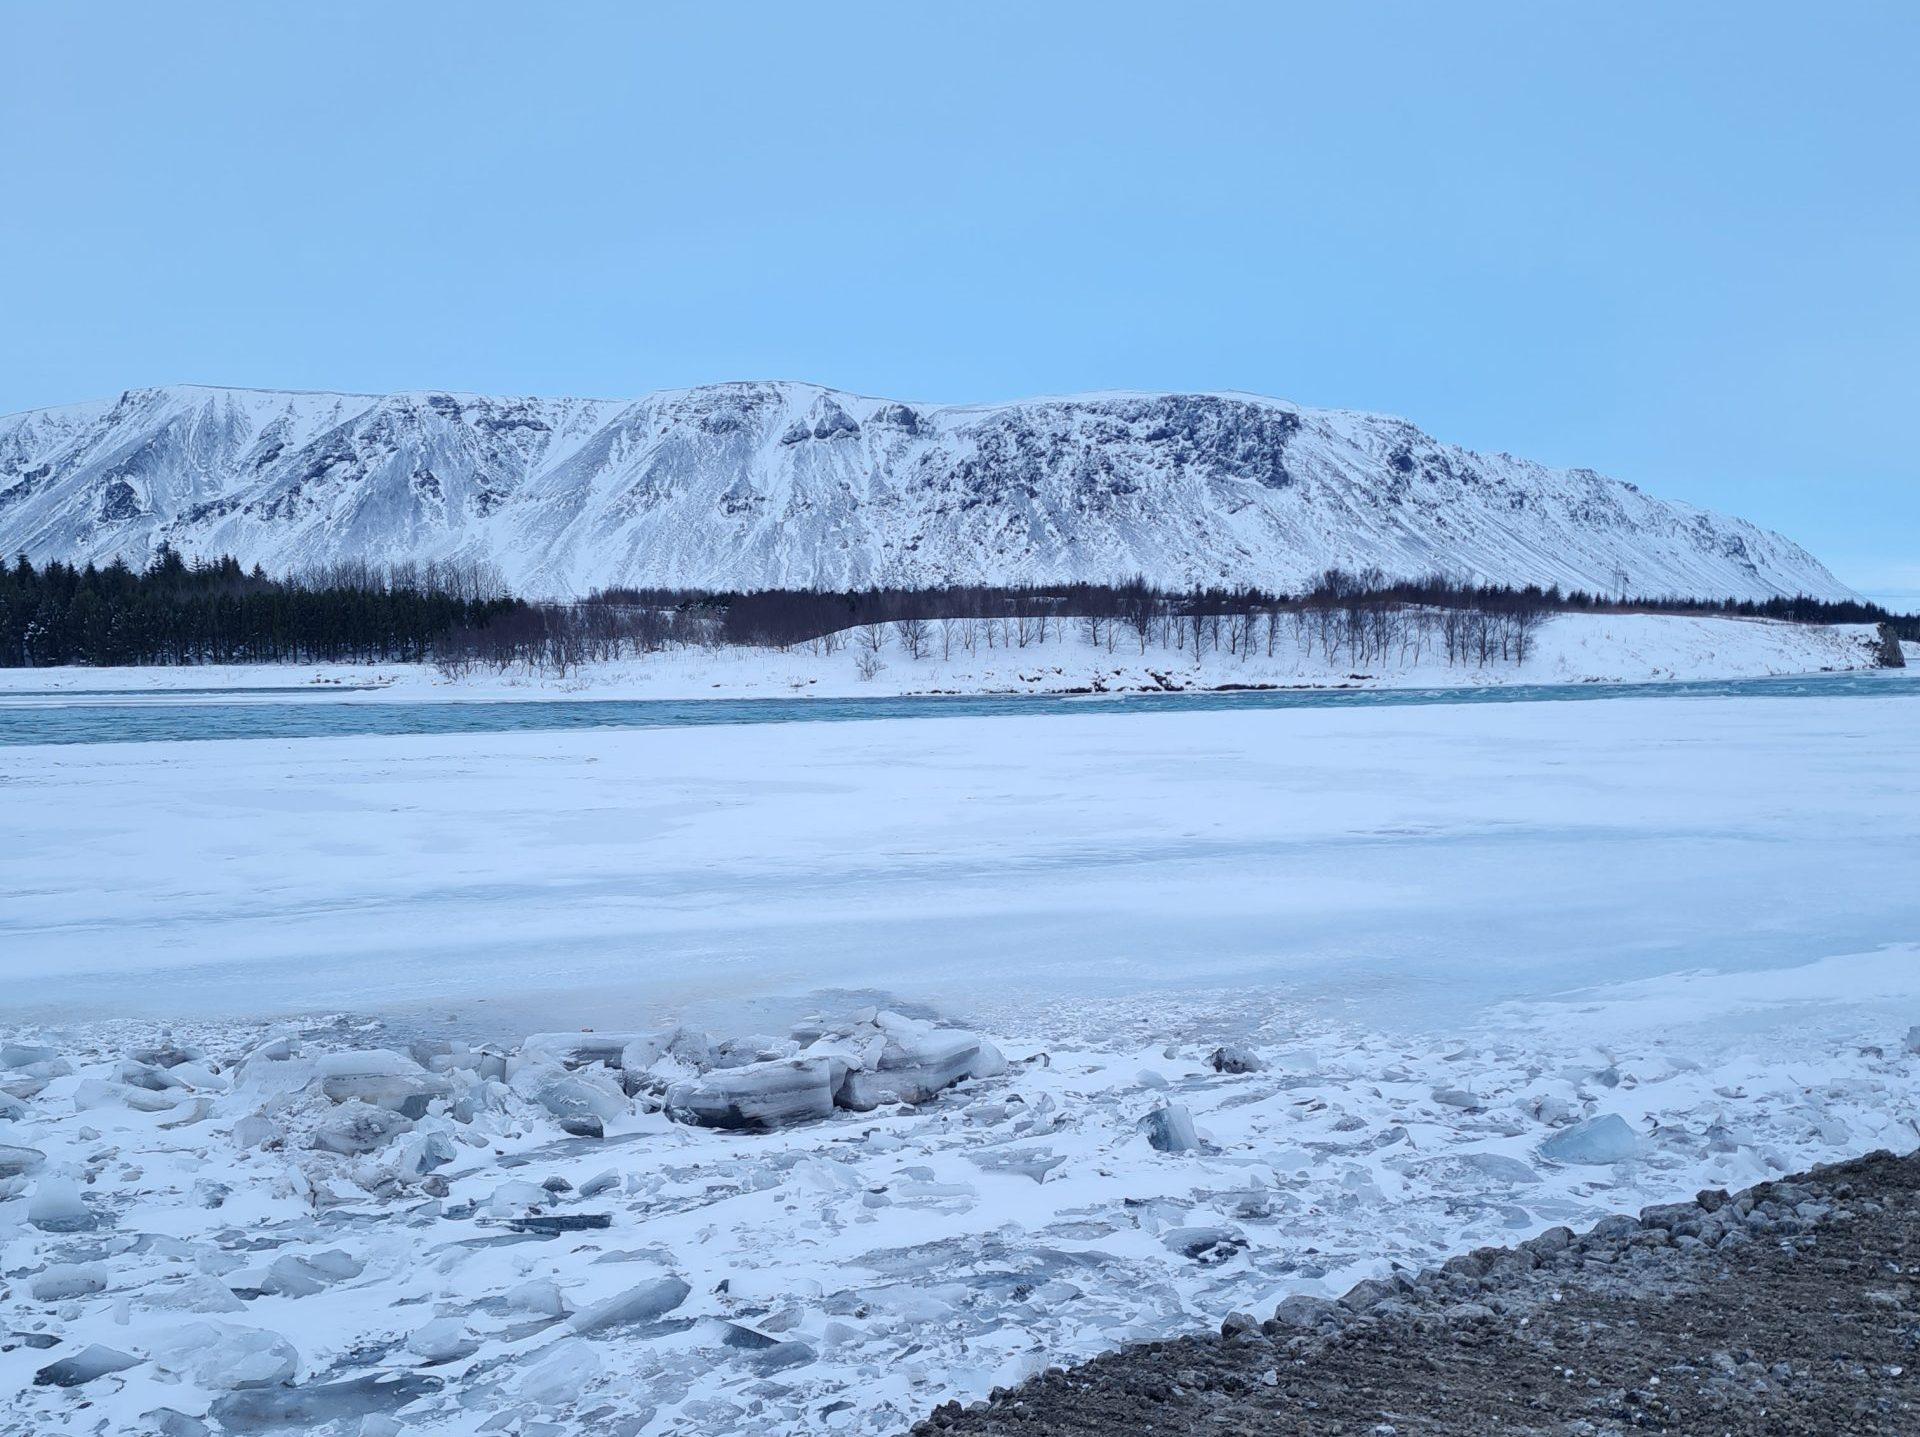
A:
[913, 1148, 1920, 1436]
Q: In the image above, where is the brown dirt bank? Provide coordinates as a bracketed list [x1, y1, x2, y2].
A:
[912, 1148, 1920, 1436]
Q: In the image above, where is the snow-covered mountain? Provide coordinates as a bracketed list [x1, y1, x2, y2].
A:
[0, 381, 1855, 600]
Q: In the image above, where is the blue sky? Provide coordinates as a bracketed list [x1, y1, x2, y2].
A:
[4, 3, 1915, 602]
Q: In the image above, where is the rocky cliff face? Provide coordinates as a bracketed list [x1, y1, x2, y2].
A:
[0, 381, 1854, 600]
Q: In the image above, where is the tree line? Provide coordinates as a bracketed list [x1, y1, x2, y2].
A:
[5, 551, 1909, 672]
[0, 549, 517, 667]
[444, 568, 1912, 676]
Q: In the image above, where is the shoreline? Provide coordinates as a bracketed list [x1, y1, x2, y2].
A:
[920, 1145, 1920, 1436]
[0, 612, 1893, 707]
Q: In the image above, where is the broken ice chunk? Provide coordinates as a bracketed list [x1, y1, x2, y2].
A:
[72, 1077, 180, 1113]
[967, 1147, 1067, 1183]
[1531, 1095, 1575, 1126]
[147, 1273, 248, 1314]
[1456, 1151, 1543, 1185]
[0, 1143, 46, 1178]
[577, 1168, 620, 1199]
[128, 1040, 203, 1068]
[167, 1060, 227, 1092]
[141, 1409, 211, 1437]
[312, 1100, 412, 1155]
[405, 1315, 478, 1363]
[516, 1337, 603, 1406]
[160, 1097, 214, 1129]
[209, 1374, 437, 1431]
[1140, 1103, 1202, 1153]
[506, 1213, 611, 1236]
[30, 1263, 109, 1301]
[617, 1033, 667, 1077]
[665, 1056, 840, 1131]
[1539, 1112, 1639, 1165]
[232, 1114, 281, 1150]
[1162, 1225, 1247, 1263]
[151, 1322, 299, 1391]
[971, 1039, 1008, 1078]
[242, 1033, 298, 1063]
[316, 1050, 448, 1117]
[28, 1173, 97, 1231]
[501, 1279, 569, 1316]
[485, 1179, 550, 1215]
[709, 1034, 794, 1069]
[738, 1336, 817, 1372]
[12, 1056, 73, 1083]
[408, 1037, 459, 1070]
[1210, 1045, 1264, 1074]
[263, 1250, 362, 1297]
[514, 1066, 628, 1137]
[391, 1126, 459, 1177]
[566, 1276, 691, 1335]
[119, 1058, 189, 1091]
[33, 1343, 140, 1387]
[834, 1021, 991, 1111]
[522, 1032, 652, 1069]
[664, 1026, 717, 1068]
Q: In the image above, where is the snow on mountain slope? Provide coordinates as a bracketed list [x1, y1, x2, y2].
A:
[0, 381, 1855, 600]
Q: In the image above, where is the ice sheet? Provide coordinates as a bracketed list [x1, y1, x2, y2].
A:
[2, 694, 1915, 1036]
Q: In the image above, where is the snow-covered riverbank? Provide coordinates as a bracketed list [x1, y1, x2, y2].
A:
[0, 613, 1888, 704]
[5, 961, 1917, 1437]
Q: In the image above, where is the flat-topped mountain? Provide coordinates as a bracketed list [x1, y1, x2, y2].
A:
[0, 381, 1853, 599]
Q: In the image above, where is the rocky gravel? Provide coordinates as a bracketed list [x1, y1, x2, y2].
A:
[913, 1147, 1920, 1436]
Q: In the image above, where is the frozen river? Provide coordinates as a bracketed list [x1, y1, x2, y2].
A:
[3, 681, 1915, 1035]
[0, 667, 1911, 747]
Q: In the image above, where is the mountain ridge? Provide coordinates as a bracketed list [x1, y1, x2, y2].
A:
[0, 381, 1855, 601]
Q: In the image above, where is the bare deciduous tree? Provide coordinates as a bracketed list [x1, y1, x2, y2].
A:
[894, 615, 930, 661]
